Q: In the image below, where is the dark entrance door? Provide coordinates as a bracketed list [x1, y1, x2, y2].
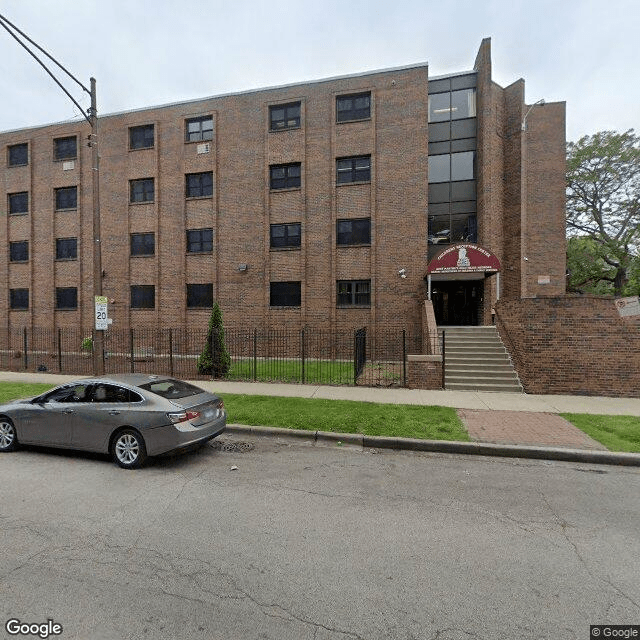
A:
[431, 280, 483, 326]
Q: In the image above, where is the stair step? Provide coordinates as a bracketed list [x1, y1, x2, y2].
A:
[445, 381, 524, 392]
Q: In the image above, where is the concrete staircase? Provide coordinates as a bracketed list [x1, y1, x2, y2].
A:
[442, 326, 523, 392]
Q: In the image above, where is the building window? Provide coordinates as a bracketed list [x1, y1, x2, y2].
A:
[186, 228, 213, 253]
[56, 287, 78, 310]
[185, 116, 213, 142]
[130, 178, 155, 203]
[428, 152, 475, 183]
[56, 238, 77, 260]
[55, 186, 77, 210]
[336, 218, 371, 245]
[129, 124, 154, 150]
[8, 191, 28, 215]
[131, 285, 155, 309]
[270, 223, 301, 248]
[54, 136, 77, 161]
[428, 213, 477, 246]
[8, 143, 28, 167]
[336, 156, 371, 184]
[337, 280, 371, 306]
[186, 172, 213, 198]
[9, 241, 29, 262]
[10, 288, 29, 310]
[186, 283, 213, 308]
[269, 102, 301, 131]
[270, 281, 301, 307]
[270, 163, 301, 190]
[130, 232, 155, 256]
[428, 88, 476, 122]
[336, 92, 371, 122]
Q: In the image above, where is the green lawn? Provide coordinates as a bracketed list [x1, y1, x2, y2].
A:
[562, 413, 640, 453]
[228, 358, 354, 385]
[222, 393, 469, 441]
[0, 382, 54, 404]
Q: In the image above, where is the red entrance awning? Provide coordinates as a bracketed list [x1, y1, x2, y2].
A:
[427, 243, 501, 275]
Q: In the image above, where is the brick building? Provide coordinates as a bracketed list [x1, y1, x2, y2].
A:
[1, 38, 566, 343]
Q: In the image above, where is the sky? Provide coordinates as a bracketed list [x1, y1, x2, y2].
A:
[0, 0, 638, 142]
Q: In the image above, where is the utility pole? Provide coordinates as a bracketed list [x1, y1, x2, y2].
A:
[0, 13, 104, 375]
[89, 78, 105, 375]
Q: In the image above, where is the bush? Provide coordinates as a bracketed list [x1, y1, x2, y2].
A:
[81, 336, 93, 352]
[197, 303, 231, 377]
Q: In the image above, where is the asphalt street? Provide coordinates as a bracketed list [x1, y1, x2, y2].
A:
[2, 432, 639, 640]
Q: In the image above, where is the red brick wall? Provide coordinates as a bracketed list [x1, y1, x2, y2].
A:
[495, 296, 640, 397]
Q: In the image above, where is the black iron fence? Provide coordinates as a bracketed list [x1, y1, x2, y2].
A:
[0, 326, 427, 387]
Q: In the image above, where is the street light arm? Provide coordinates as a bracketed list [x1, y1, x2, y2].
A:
[521, 98, 545, 132]
[0, 13, 92, 124]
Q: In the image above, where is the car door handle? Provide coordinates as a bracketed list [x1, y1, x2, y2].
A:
[63, 409, 75, 414]
[109, 410, 120, 415]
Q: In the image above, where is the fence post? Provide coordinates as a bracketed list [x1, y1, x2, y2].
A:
[253, 329, 257, 382]
[169, 329, 174, 377]
[130, 329, 135, 373]
[301, 327, 306, 384]
[58, 328, 62, 372]
[23, 327, 28, 370]
[402, 329, 407, 387]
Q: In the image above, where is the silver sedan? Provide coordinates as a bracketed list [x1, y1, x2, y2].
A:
[0, 374, 226, 469]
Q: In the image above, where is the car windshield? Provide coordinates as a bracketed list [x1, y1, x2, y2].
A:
[138, 379, 204, 399]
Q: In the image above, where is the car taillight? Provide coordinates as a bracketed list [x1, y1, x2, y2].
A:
[167, 410, 201, 424]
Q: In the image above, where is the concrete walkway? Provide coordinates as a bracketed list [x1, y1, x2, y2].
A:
[1, 371, 638, 464]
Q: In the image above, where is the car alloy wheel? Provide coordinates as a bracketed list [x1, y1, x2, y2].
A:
[0, 419, 17, 452]
[113, 429, 147, 469]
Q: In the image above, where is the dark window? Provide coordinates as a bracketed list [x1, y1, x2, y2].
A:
[186, 172, 213, 198]
[56, 287, 78, 310]
[186, 283, 214, 308]
[10, 288, 29, 310]
[129, 124, 154, 150]
[186, 228, 213, 253]
[337, 280, 371, 306]
[131, 285, 155, 309]
[336, 156, 371, 184]
[269, 102, 301, 130]
[130, 232, 155, 256]
[9, 241, 28, 262]
[270, 223, 301, 248]
[56, 238, 77, 260]
[336, 92, 371, 122]
[270, 281, 301, 307]
[428, 152, 475, 184]
[55, 186, 77, 210]
[8, 143, 28, 167]
[54, 136, 77, 160]
[270, 163, 301, 190]
[9, 192, 28, 214]
[91, 384, 141, 403]
[130, 178, 154, 203]
[428, 213, 477, 246]
[138, 378, 204, 399]
[336, 218, 371, 245]
[185, 116, 213, 142]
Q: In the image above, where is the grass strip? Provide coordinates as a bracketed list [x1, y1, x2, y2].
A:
[222, 393, 469, 441]
[562, 413, 640, 453]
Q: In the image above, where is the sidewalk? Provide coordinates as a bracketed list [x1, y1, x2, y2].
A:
[2, 371, 639, 465]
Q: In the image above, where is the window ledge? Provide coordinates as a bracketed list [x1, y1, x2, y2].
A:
[270, 187, 302, 194]
[336, 117, 372, 125]
[337, 243, 371, 248]
[130, 254, 155, 259]
[128, 146, 155, 152]
[269, 126, 301, 133]
[336, 181, 371, 187]
[337, 305, 371, 309]
[186, 251, 213, 255]
[8, 163, 28, 168]
[270, 246, 301, 252]
[55, 258, 78, 262]
[55, 208, 78, 213]
[128, 200, 155, 206]
[53, 158, 78, 163]
[185, 138, 214, 145]
[185, 195, 213, 201]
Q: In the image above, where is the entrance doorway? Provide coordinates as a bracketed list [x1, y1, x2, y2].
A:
[431, 280, 483, 326]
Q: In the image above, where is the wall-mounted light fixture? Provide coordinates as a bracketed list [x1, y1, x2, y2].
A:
[398, 268, 407, 279]
[237, 263, 248, 272]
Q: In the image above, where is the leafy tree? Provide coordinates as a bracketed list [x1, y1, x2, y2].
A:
[566, 130, 640, 296]
[197, 302, 231, 377]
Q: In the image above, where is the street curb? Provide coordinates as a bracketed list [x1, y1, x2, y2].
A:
[226, 424, 640, 467]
